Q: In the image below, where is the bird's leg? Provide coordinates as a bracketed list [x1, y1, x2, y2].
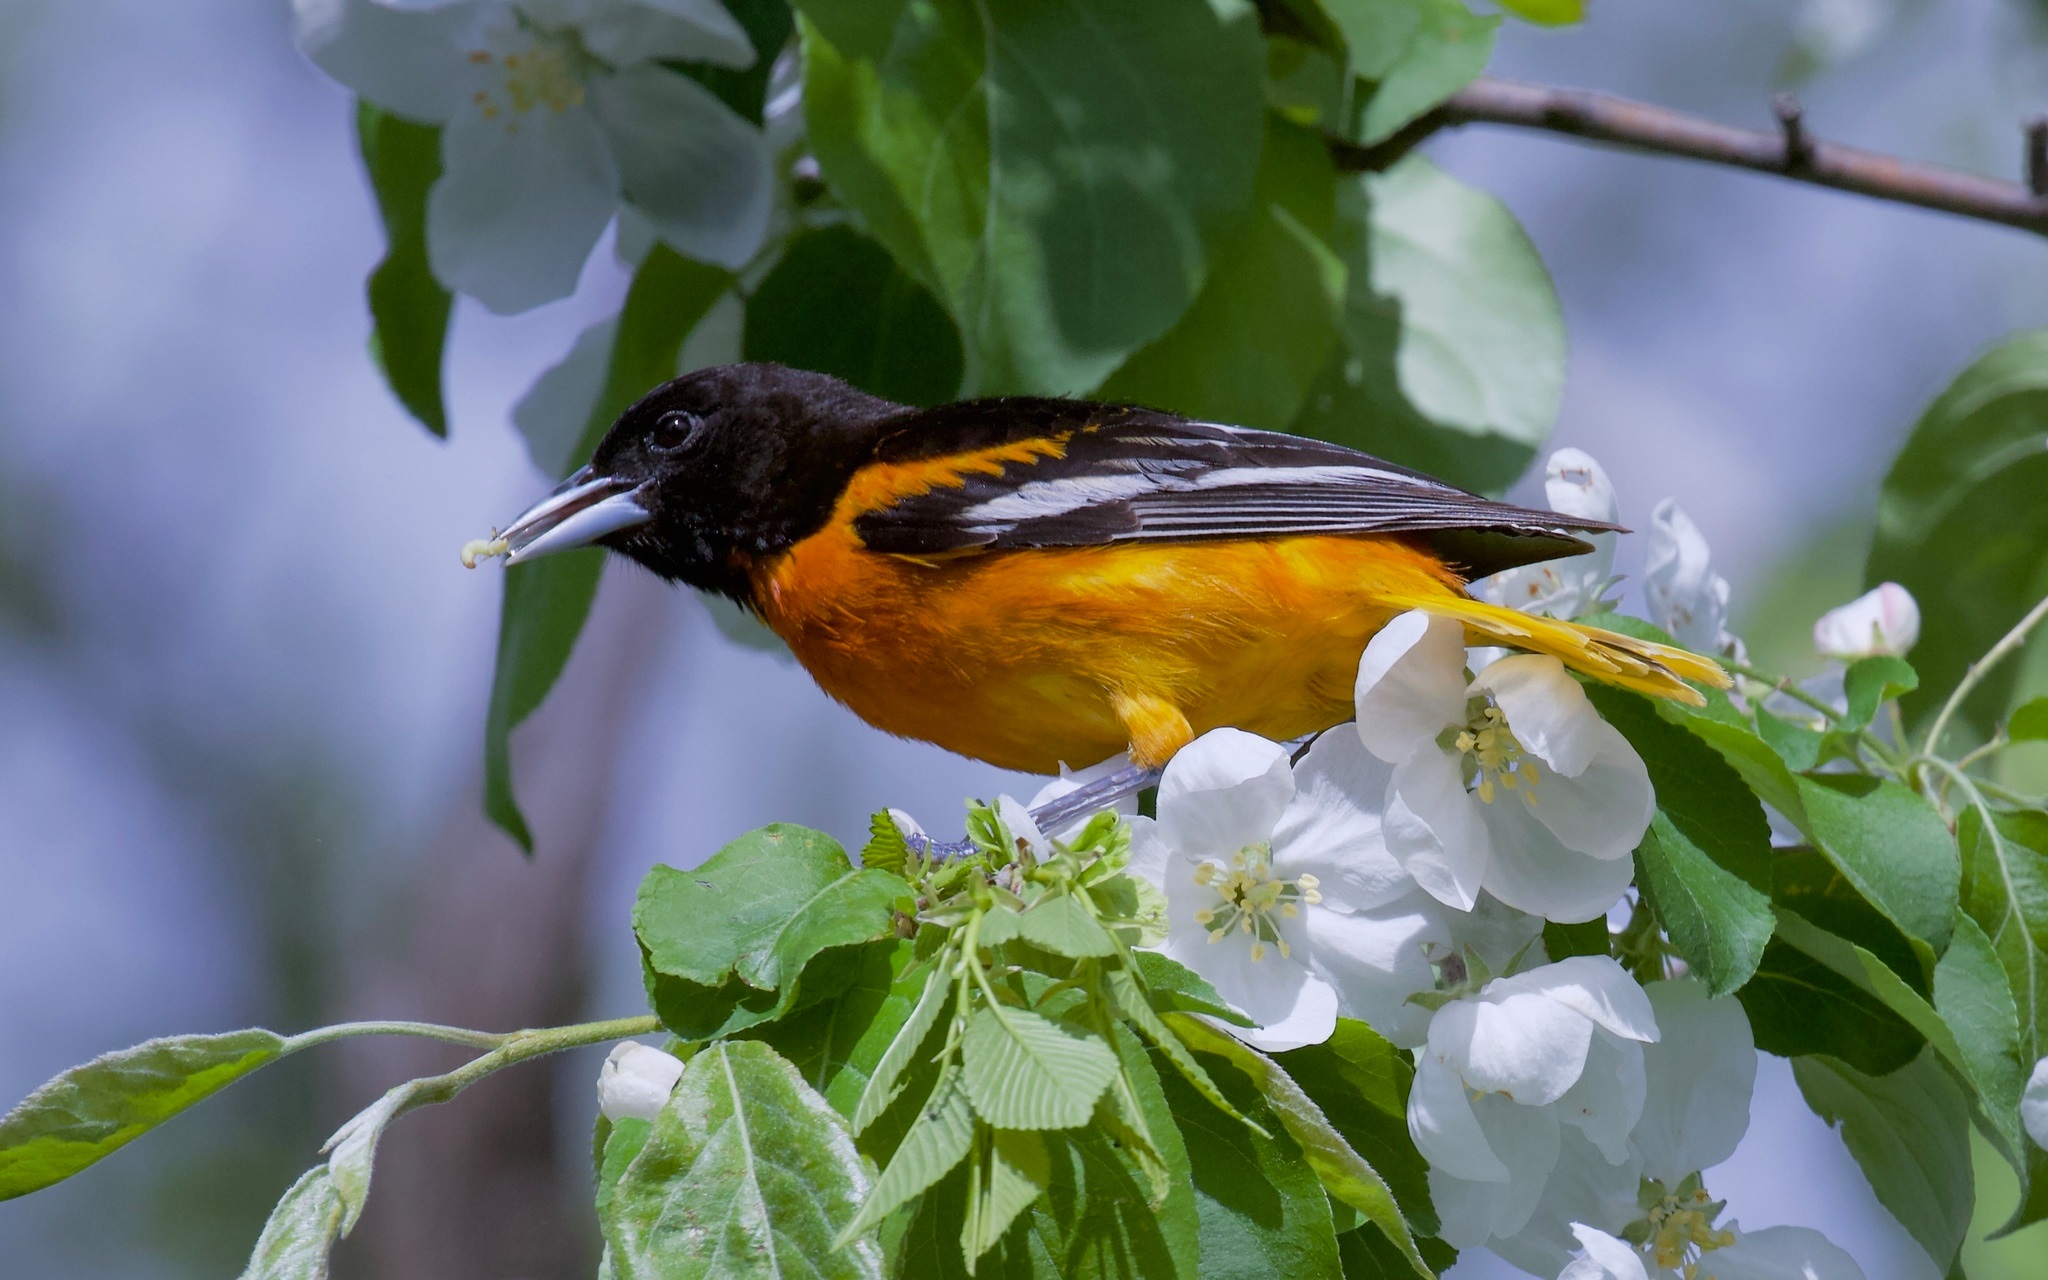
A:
[1111, 689, 1193, 770]
[1028, 763, 1163, 835]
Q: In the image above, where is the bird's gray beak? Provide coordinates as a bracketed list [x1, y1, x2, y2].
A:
[500, 466, 653, 565]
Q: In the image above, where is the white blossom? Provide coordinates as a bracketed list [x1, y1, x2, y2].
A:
[2024, 1055, 2048, 1150]
[1354, 611, 1654, 921]
[597, 1040, 684, 1122]
[295, 0, 770, 313]
[1644, 499, 1740, 658]
[1813, 583, 1920, 660]
[1479, 449, 1622, 620]
[1409, 956, 1658, 1249]
[1556, 1222, 1866, 1280]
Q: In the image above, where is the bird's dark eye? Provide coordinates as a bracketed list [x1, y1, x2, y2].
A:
[650, 410, 702, 452]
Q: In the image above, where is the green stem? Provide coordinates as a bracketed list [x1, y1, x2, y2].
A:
[1955, 735, 2011, 772]
[1730, 662, 1841, 722]
[1923, 592, 2048, 756]
[364, 1014, 663, 1123]
[282, 1020, 512, 1054]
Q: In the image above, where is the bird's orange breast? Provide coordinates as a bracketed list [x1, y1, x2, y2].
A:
[748, 457, 1467, 773]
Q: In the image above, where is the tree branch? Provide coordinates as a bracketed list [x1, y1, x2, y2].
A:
[1331, 76, 2048, 238]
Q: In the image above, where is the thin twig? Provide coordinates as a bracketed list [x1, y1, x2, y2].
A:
[1923, 592, 2048, 755]
[1329, 76, 2048, 238]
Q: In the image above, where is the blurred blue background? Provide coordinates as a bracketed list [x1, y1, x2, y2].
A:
[1, 1, 2045, 1276]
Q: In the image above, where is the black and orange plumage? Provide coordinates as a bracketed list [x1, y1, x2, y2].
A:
[494, 364, 1724, 772]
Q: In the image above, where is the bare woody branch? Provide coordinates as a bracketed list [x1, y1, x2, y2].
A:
[1332, 76, 2048, 238]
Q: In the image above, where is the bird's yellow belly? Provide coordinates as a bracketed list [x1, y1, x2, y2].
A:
[752, 529, 1466, 774]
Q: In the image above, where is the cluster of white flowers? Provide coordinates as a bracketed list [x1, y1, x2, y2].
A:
[294, 0, 775, 313]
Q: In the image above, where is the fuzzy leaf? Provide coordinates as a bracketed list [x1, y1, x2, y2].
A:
[960, 1007, 1119, 1131]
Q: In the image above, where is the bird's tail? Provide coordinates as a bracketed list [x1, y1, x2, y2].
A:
[1388, 594, 1730, 705]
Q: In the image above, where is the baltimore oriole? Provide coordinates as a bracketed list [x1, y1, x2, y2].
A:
[489, 364, 1725, 773]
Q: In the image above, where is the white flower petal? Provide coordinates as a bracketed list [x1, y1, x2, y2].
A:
[1430, 1092, 1562, 1243]
[1645, 499, 1735, 655]
[588, 66, 771, 270]
[995, 794, 1048, 857]
[514, 315, 617, 477]
[1558, 1225, 1652, 1280]
[1224, 971, 1339, 1053]
[2023, 1056, 2048, 1151]
[1487, 956, 1660, 1044]
[1355, 610, 1468, 762]
[1300, 890, 1450, 1048]
[1634, 979, 1756, 1183]
[1385, 749, 1490, 912]
[1476, 451, 1621, 622]
[1554, 1031, 1646, 1164]
[1475, 654, 1607, 778]
[1155, 728, 1294, 859]
[1408, 1050, 1509, 1181]
[1492, 1131, 1644, 1278]
[1702, 1225, 1868, 1280]
[1544, 449, 1621, 525]
[1476, 795, 1639, 923]
[293, 0, 474, 123]
[1813, 583, 1920, 660]
[1520, 738, 1656, 864]
[520, 0, 757, 67]
[1439, 991, 1594, 1106]
[1270, 728, 1413, 911]
[1125, 815, 1168, 888]
[597, 1041, 685, 1122]
[427, 101, 619, 312]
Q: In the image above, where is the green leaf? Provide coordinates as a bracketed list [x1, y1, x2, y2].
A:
[1496, 0, 1582, 25]
[1106, 969, 1251, 1130]
[236, 1166, 347, 1280]
[2010, 696, 2048, 742]
[606, 1040, 883, 1280]
[1841, 656, 1919, 731]
[1584, 684, 1774, 994]
[798, 0, 1266, 394]
[859, 809, 911, 875]
[482, 245, 732, 849]
[851, 950, 953, 1134]
[960, 1006, 1120, 1131]
[961, 1129, 1052, 1263]
[1277, 1020, 1437, 1238]
[635, 826, 909, 1038]
[752, 939, 928, 1127]
[840, 1068, 975, 1242]
[0, 1028, 287, 1199]
[1132, 952, 1254, 1025]
[1328, 0, 1500, 144]
[1168, 1015, 1430, 1278]
[672, 0, 794, 124]
[1867, 330, 2048, 736]
[1771, 846, 1925, 993]
[1755, 707, 1825, 772]
[1795, 774, 1959, 954]
[595, 1118, 654, 1220]
[743, 224, 963, 406]
[1156, 1040, 1341, 1278]
[1014, 893, 1118, 960]
[1541, 918, 1610, 962]
[355, 103, 450, 438]
[1792, 1050, 1973, 1272]
[1959, 808, 2048, 1069]
[1933, 913, 2026, 1153]
[1290, 156, 1559, 493]
[1736, 938, 1923, 1075]
[1097, 116, 1347, 430]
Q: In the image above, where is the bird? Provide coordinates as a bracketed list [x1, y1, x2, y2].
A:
[486, 363, 1726, 774]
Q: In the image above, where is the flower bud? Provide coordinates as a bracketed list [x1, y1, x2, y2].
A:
[597, 1041, 684, 1123]
[1813, 583, 1919, 659]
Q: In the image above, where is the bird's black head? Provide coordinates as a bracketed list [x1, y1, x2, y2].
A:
[498, 363, 900, 601]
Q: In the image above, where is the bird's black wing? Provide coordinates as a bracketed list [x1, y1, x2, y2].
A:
[851, 399, 1613, 578]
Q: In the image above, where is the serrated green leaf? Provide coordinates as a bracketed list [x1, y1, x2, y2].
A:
[1959, 808, 2048, 1070]
[1014, 893, 1118, 959]
[1328, 0, 1500, 144]
[354, 103, 450, 438]
[851, 953, 955, 1135]
[1842, 656, 1918, 731]
[607, 1041, 882, 1280]
[1097, 116, 1346, 430]
[236, 1165, 347, 1280]
[1156, 1036, 1341, 1278]
[749, 940, 924, 1129]
[1755, 707, 1825, 772]
[1771, 846, 1925, 992]
[1933, 913, 2026, 1150]
[797, 0, 1265, 395]
[962, 1128, 1051, 1263]
[1132, 951, 1254, 1025]
[0, 1028, 287, 1199]
[960, 1006, 1119, 1131]
[1168, 1014, 1430, 1278]
[1541, 917, 1610, 962]
[1796, 774, 1958, 953]
[1107, 968, 1249, 1127]
[1276, 1018, 1438, 1239]
[2011, 697, 2048, 742]
[1867, 330, 2048, 737]
[482, 246, 731, 849]
[1793, 1049, 1972, 1272]
[860, 810, 911, 876]
[1736, 938, 1922, 1075]
[595, 1118, 654, 1220]
[840, 1068, 974, 1243]
[743, 224, 962, 406]
[1291, 155, 1557, 493]
[1638, 814, 1775, 997]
